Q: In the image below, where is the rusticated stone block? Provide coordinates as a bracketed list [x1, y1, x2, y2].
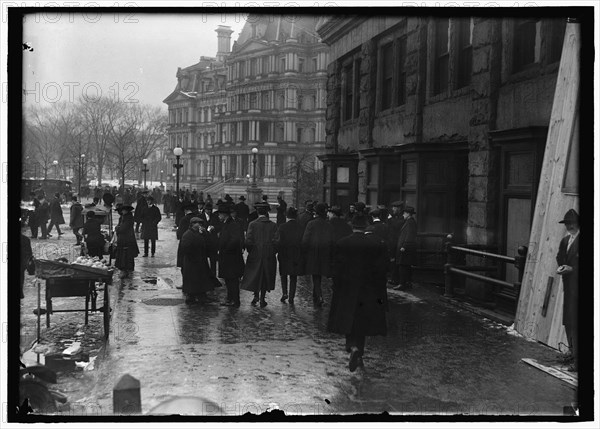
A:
[468, 176, 490, 203]
[472, 46, 491, 75]
[468, 149, 491, 176]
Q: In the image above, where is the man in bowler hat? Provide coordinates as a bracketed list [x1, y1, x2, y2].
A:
[556, 209, 579, 371]
[394, 206, 417, 291]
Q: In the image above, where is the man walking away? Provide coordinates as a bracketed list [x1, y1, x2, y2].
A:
[240, 202, 278, 307]
[142, 196, 162, 257]
[217, 204, 245, 308]
[387, 201, 405, 287]
[36, 195, 50, 239]
[328, 213, 388, 372]
[47, 192, 65, 237]
[69, 196, 84, 245]
[275, 207, 303, 304]
[302, 202, 333, 307]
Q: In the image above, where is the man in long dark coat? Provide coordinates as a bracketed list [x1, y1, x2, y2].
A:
[176, 203, 196, 288]
[69, 196, 84, 245]
[275, 207, 303, 304]
[114, 205, 139, 279]
[241, 203, 278, 307]
[35, 195, 50, 239]
[134, 191, 148, 233]
[201, 202, 221, 276]
[47, 192, 65, 237]
[366, 208, 389, 248]
[556, 209, 579, 371]
[387, 200, 405, 286]
[217, 205, 245, 307]
[328, 205, 352, 244]
[28, 192, 40, 239]
[234, 196, 250, 232]
[162, 190, 172, 218]
[298, 200, 315, 235]
[83, 212, 105, 258]
[394, 206, 417, 291]
[180, 217, 215, 304]
[276, 196, 287, 225]
[142, 196, 161, 257]
[302, 202, 333, 307]
[328, 213, 388, 372]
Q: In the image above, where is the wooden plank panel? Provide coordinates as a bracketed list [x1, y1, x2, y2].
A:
[521, 358, 577, 388]
[514, 22, 579, 349]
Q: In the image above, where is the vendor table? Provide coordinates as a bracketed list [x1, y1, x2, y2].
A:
[34, 259, 114, 341]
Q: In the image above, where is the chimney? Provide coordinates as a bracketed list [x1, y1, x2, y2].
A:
[215, 25, 234, 62]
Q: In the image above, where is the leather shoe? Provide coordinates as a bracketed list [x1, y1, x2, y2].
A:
[260, 299, 268, 308]
[143, 254, 148, 257]
[251, 297, 259, 306]
[280, 294, 288, 303]
[220, 300, 236, 307]
[349, 347, 360, 372]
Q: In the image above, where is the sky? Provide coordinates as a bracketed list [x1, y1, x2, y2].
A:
[22, 13, 247, 110]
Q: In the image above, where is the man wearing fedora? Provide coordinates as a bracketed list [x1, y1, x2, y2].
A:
[387, 201, 405, 286]
[556, 209, 579, 371]
[217, 204, 245, 307]
[302, 202, 334, 307]
[394, 206, 417, 291]
[241, 202, 278, 307]
[142, 196, 162, 257]
[234, 195, 250, 232]
[328, 212, 388, 372]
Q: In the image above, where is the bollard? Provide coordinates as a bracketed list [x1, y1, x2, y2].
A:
[444, 234, 454, 265]
[114, 374, 141, 415]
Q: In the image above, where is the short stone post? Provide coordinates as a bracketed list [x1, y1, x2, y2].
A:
[514, 245, 528, 296]
[113, 374, 141, 414]
[444, 234, 454, 298]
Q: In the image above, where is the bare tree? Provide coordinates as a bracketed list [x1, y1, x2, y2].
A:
[286, 152, 323, 208]
[105, 103, 139, 191]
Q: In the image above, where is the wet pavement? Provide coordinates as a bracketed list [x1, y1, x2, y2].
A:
[19, 203, 577, 417]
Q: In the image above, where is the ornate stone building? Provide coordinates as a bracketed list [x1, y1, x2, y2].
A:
[212, 15, 329, 201]
[164, 17, 330, 201]
[163, 26, 232, 189]
[317, 14, 568, 312]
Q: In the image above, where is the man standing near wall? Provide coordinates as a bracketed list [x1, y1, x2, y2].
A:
[556, 209, 579, 372]
[394, 206, 417, 291]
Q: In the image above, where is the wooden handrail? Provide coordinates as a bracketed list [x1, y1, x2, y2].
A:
[450, 245, 514, 263]
[448, 267, 513, 289]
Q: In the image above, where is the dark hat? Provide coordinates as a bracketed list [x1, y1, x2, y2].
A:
[351, 214, 369, 229]
[262, 195, 269, 201]
[217, 205, 231, 214]
[286, 207, 298, 219]
[328, 205, 343, 217]
[238, 195, 246, 201]
[304, 199, 314, 206]
[391, 200, 404, 207]
[189, 217, 203, 224]
[86, 211, 96, 218]
[355, 201, 366, 212]
[103, 192, 115, 205]
[254, 202, 270, 209]
[141, 189, 150, 194]
[204, 202, 213, 210]
[120, 205, 134, 212]
[559, 209, 579, 224]
[182, 202, 194, 211]
[315, 202, 328, 216]
[146, 195, 154, 201]
[224, 194, 233, 202]
[369, 208, 381, 218]
[403, 206, 416, 215]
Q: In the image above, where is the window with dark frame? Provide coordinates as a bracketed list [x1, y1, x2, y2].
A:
[262, 56, 269, 74]
[434, 18, 450, 95]
[456, 18, 473, 89]
[381, 42, 394, 110]
[397, 36, 407, 105]
[239, 61, 246, 79]
[298, 57, 305, 72]
[513, 18, 538, 73]
[342, 63, 354, 121]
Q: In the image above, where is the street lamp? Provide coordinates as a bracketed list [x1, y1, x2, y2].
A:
[173, 147, 183, 195]
[160, 170, 164, 187]
[142, 158, 149, 189]
[53, 160, 58, 179]
[78, 154, 86, 197]
[251, 147, 258, 187]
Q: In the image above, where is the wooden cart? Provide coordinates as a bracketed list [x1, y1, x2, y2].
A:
[34, 259, 114, 341]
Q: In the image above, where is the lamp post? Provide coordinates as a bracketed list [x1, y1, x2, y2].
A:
[53, 160, 58, 179]
[173, 147, 183, 195]
[160, 170, 164, 187]
[251, 147, 258, 186]
[78, 154, 85, 197]
[142, 158, 149, 189]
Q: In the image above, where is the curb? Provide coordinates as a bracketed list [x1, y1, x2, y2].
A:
[439, 295, 514, 325]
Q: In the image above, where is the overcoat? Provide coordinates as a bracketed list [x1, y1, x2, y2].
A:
[218, 217, 245, 279]
[388, 215, 405, 257]
[276, 200, 287, 225]
[176, 212, 199, 268]
[180, 228, 214, 296]
[556, 234, 579, 326]
[327, 232, 388, 336]
[234, 201, 250, 230]
[329, 216, 353, 244]
[240, 216, 278, 293]
[162, 193, 172, 214]
[275, 219, 303, 276]
[36, 201, 50, 223]
[141, 205, 162, 240]
[69, 202, 84, 229]
[49, 198, 65, 224]
[302, 216, 334, 277]
[83, 218, 106, 250]
[396, 216, 417, 266]
[134, 196, 148, 222]
[114, 212, 139, 270]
